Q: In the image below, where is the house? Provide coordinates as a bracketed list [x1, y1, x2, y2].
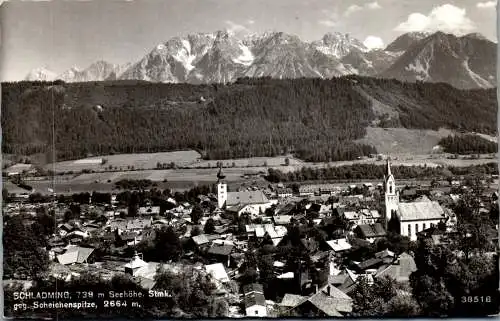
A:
[285, 284, 353, 317]
[276, 188, 293, 198]
[56, 246, 95, 265]
[243, 283, 267, 317]
[274, 215, 292, 225]
[326, 239, 352, 256]
[375, 248, 395, 264]
[354, 223, 387, 243]
[375, 252, 417, 284]
[138, 206, 160, 216]
[207, 243, 234, 266]
[205, 263, 230, 283]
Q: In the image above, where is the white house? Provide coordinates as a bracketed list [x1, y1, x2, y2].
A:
[243, 283, 267, 317]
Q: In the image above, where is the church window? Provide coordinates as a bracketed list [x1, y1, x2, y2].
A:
[415, 224, 419, 233]
[408, 224, 411, 235]
[389, 185, 393, 194]
[423, 223, 426, 230]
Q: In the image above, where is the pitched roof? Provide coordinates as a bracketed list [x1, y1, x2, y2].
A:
[274, 215, 292, 225]
[376, 253, 417, 282]
[280, 294, 307, 307]
[243, 283, 264, 295]
[398, 201, 445, 221]
[207, 244, 234, 256]
[205, 263, 229, 283]
[307, 292, 343, 316]
[326, 239, 352, 252]
[357, 258, 384, 270]
[57, 246, 94, 265]
[356, 223, 386, 238]
[244, 292, 266, 307]
[227, 191, 269, 206]
[192, 234, 210, 245]
[375, 248, 395, 259]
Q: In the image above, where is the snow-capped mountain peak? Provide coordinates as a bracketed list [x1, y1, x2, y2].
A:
[25, 67, 58, 81]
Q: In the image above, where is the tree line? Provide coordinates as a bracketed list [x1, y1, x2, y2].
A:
[265, 163, 499, 183]
[439, 134, 498, 154]
[2, 76, 496, 163]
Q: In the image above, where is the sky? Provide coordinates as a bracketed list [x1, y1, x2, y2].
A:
[0, 0, 497, 81]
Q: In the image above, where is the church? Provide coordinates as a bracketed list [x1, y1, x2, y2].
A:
[384, 160, 445, 241]
[216, 167, 275, 217]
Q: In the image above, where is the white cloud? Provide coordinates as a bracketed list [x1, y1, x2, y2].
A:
[394, 4, 475, 35]
[319, 19, 337, 27]
[225, 20, 251, 34]
[345, 4, 363, 16]
[363, 36, 385, 50]
[366, 2, 382, 10]
[477, 1, 496, 8]
[344, 2, 381, 16]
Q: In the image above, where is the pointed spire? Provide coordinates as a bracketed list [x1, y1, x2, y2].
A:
[217, 162, 226, 182]
[386, 157, 392, 177]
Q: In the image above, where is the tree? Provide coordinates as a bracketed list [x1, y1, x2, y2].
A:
[190, 205, 204, 225]
[3, 216, 50, 280]
[153, 226, 183, 262]
[204, 218, 216, 234]
[2, 187, 9, 203]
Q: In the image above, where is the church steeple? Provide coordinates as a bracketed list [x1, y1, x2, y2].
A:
[216, 163, 227, 209]
[386, 157, 392, 177]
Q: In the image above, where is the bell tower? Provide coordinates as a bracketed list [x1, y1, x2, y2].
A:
[216, 164, 227, 209]
[384, 158, 399, 229]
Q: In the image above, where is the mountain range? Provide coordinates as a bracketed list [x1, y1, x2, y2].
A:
[26, 31, 497, 89]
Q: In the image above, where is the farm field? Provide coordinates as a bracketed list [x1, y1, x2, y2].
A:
[45, 151, 202, 172]
[355, 127, 454, 155]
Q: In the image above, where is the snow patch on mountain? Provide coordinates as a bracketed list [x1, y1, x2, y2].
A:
[462, 58, 492, 88]
[233, 44, 254, 66]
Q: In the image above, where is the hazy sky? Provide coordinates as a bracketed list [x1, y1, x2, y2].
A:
[0, 0, 497, 81]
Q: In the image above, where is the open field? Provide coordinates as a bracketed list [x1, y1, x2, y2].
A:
[45, 151, 202, 172]
[188, 156, 304, 168]
[355, 127, 455, 155]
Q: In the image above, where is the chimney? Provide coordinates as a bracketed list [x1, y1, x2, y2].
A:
[327, 285, 331, 296]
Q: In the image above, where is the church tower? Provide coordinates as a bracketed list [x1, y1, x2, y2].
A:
[384, 158, 399, 229]
[216, 164, 227, 209]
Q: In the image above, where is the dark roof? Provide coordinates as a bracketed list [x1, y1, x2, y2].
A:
[243, 283, 264, 295]
[357, 258, 384, 270]
[356, 223, 386, 238]
[244, 292, 266, 307]
[207, 244, 234, 256]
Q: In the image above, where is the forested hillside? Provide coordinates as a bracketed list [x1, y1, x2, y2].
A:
[438, 134, 498, 154]
[1, 77, 497, 162]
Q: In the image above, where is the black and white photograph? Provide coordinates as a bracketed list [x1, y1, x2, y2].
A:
[1, 0, 499, 318]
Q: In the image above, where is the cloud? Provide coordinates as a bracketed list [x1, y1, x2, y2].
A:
[476, 1, 496, 8]
[363, 36, 385, 50]
[319, 19, 337, 27]
[318, 9, 339, 27]
[225, 20, 251, 34]
[345, 4, 363, 16]
[394, 4, 475, 35]
[344, 2, 381, 16]
[366, 2, 382, 10]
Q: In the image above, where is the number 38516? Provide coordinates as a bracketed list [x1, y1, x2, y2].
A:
[461, 296, 491, 303]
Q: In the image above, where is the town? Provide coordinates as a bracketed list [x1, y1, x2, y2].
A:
[3, 158, 499, 318]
